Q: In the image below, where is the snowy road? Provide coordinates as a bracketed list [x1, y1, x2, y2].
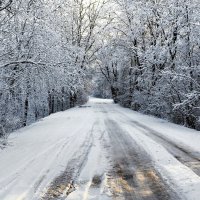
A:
[0, 98, 200, 200]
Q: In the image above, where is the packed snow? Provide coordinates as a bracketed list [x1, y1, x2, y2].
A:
[0, 97, 200, 200]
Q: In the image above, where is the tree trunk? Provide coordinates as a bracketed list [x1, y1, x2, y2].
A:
[111, 86, 119, 103]
[23, 95, 29, 127]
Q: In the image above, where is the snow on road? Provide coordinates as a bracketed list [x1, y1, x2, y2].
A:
[0, 97, 200, 200]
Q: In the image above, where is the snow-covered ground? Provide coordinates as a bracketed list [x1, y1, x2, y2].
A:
[0, 97, 200, 200]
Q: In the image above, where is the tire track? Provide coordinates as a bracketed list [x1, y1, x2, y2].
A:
[105, 119, 179, 200]
[129, 120, 200, 177]
[0, 137, 70, 197]
[42, 126, 94, 200]
[111, 108, 200, 177]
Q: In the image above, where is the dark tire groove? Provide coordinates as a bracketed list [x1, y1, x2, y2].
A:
[105, 119, 179, 200]
[41, 130, 94, 200]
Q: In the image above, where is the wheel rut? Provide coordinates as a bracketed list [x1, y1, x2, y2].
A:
[130, 120, 200, 177]
[113, 109, 200, 177]
[41, 129, 94, 200]
[105, 119, 179, 200]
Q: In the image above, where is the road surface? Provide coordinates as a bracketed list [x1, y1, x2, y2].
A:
[0, 98, 200, 200]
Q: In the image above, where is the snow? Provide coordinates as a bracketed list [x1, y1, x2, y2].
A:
[0, 107, 96, 200]
[0, 97, 200, 200]
[117, 107, 200, 154]
[121, 124, 200, 200]
[94, 97, 200, 200]
[88, 97, 113, 104]
[106, 101, 200, 200]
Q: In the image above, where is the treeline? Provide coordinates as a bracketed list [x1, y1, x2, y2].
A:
[97, 0, 200, 130]
[0, 0, 107, 137]
[0, 0, 199, 137]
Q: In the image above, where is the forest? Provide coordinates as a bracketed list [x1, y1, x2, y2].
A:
[0, 0, 199, 140]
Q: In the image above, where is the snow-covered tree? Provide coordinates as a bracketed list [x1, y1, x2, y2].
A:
[97, 0, 200, 129]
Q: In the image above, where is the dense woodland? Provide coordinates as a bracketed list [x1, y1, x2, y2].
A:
[0, 0, 109, 138]
[0, 0, 199, 141]
[95, 0, 200, 130]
